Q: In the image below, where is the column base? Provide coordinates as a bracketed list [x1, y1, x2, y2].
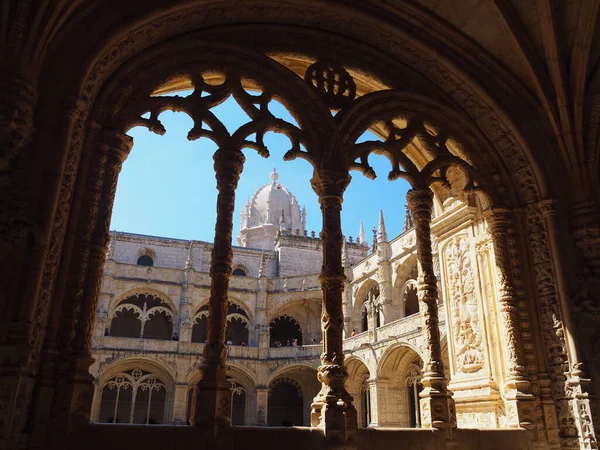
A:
[420, 376, 456, 430]
[311, 363, 358, 448]
[191, 363, 231, 430]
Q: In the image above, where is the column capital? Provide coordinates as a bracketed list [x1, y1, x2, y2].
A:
[98, 127, 133, 163]
[406, 188, 433, 214]
[536, 199, 558, 218]
[310, 170, 351, 201]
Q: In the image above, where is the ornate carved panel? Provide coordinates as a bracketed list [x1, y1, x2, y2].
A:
[443, 235, 485, 375]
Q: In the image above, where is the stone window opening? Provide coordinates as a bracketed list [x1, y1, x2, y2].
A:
[136, 254, 154, 266]
[269, 314, 302, 347]
[191, 301, 250, 345]
[232, 267, 247, 276]
[109, 293, 174, 340]
[268, 378, 304, 427]
[98, 369, 167, 424]
[406, 365, 423, 428]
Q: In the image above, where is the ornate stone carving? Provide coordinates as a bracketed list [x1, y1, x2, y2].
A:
[444, 235, 485, 374]
[406, 188, 455, 429]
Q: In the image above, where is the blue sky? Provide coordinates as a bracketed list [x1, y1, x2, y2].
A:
[110, 96, 411, 244]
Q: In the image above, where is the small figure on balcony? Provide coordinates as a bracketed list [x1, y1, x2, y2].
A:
[241, 341, 247, 346]
[350, 329, 356, 337]
[292, 338, 298, 346]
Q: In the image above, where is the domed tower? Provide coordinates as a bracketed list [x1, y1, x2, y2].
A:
[237, 168, 306, 250]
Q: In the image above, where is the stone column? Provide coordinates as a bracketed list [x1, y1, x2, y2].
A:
[538, 200, 597, 447]
[49, 128, 133, 445]
[367, 377, 391, 427]
[483, 208, 536, 429]
[255, 387, 269, 425]
[193, 147, 245, 428]
[172, 383, 189, 424]
[310, 170, 357, 446]
[405, 188, 455, 429]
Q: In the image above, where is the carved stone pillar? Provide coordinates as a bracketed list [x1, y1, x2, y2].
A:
[310, 170, 357, 446]
[405, 188, 455, 429]
[539, 200, 598, 448]
[484, 208, 536, 429]
[255, 387, 269, 426]
[48, 128, 132, 448]
[193, 147, 245, 429]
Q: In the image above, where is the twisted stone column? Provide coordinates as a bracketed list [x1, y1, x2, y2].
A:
[310, 170, 357, 446]
[483, 208, 536, 428]
[193, 146, 245, 428]
[405, 188, 455, 429]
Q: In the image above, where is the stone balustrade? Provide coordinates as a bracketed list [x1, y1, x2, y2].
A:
[268, 344, 321, 359]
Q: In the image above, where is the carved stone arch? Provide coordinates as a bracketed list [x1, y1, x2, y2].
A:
[93, 40, 335, 166]
[351, 278, 380, 330]
[97, 357, 176, 391]
[134, 247, 158, 266]
[109, 287, 178, 319]
[225, 363, 258, 392]
[231, 262, 251, 277]
[267, 362, 318, 386]
[376, 341, 424, 381]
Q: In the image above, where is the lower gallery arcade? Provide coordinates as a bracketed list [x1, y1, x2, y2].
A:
[2, 3, 600, 450]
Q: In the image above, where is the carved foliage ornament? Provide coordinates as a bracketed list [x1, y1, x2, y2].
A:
[444, 235, 484, 373]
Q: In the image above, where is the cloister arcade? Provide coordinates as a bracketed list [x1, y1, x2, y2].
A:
[2, 3, 599, 450]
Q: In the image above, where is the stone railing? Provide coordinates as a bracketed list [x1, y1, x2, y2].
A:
[268, 345, 321, 359]
[342, 331, 372, 352]
[96, 336, 180, 352]
[343, 305, 446, 352]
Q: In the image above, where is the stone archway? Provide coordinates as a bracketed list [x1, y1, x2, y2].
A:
[1, 4, 589, 447]
[374, 344, 425, 428]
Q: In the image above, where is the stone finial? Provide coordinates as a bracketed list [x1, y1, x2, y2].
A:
[258, 251, 266, 277]
[372, 226, 377, 253]
[280, 209, 285, 231]
[403, 204, 414, 231]
[270, 167, 279, 183]
[359, 221, 367, 247]
[185, 241, 194, 270]
[377, 210, 388, 243]
[107, 233, 115, 260]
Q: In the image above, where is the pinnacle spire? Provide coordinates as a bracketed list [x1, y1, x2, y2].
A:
[258, 251, 266, 277]
[359, 221, 367, 247]
[185, 241, 194, 270]
[377, 210, 388, 243]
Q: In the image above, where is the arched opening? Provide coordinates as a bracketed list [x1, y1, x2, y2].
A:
[110, 308, 141, 338]
[137, 255, 154, 266]
[377, 345, 425, 428]
[97, 369, 168, 424]
[269, 315, 302, 346]
[403, 266, 419, 317]
[110, 293, 174, 340]
[8, 2, 580, 446]
[230, 382, 246, 426]
[191, 308, 208, 343]
[225, 302, 250, 345]
[192, 301, 251, 345]
[345, 358, 371, 427]
[267, 378, 303, 427]
[232, 268, 246, 276]
[404, 282, 419, 317]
